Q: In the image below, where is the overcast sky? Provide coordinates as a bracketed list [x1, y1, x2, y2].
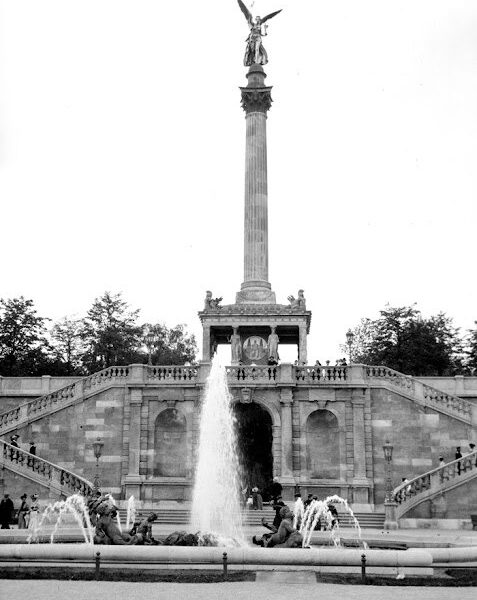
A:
[1, 0, 476, 364]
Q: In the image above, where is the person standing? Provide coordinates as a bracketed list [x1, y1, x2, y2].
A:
[455, 446, 463, 475]
[17, 494, 30, 529]
[28, 441, 37, 467]
[10, 435, 20, 461]
[269, 477, 282, 503]
[251, 486, 263, 510]
[0, 494, 14, 529]
[28, 494, 40, 531]
[271, 496, 285, 529]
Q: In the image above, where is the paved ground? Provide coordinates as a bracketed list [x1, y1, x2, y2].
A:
[2, 580, 477, 600]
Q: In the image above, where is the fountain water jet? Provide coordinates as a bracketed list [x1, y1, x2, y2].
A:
[27, 494, 94, 544]
[299, 494, 364, 548]
[190, 355, 244, 544]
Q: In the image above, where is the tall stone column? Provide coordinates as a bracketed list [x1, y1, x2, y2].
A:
[236, 64, 276, 304]
[124, 387, 143, 498]
[202, 325, 211, 361]
[298, 324, 308, 364]
[280, 388, 295, 485]
[351, 390, 369, 506]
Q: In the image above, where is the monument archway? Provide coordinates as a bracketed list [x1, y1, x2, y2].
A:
[153, 408, 187, 477]
[233, 402, 273, 497]
[306, 409, 340, 479]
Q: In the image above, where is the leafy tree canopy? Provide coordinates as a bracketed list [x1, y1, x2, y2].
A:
[80, 291, 143, 373]
[144, 323, 197, 366]
[345, 304, 464, 376]
[0, 297, 51, 376]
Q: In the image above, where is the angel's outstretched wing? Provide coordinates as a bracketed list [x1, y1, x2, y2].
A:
[237, 0, 253, 25]
[261, 9, 282, 24]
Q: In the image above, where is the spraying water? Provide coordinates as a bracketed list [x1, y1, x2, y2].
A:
[299, 494, 363, 548]
[27, 494, 94, 544]
[190, 355, 244, 544]
[125, 495, 136, 531]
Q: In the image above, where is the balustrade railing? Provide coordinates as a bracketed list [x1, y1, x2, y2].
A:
[422, 384, 472, 420]
[0, 365, 131, 432]
[1, 439, 93, 496]
[83, 366, 129, 391]
[295, 365, 347, 383]
[393, 450, 477, 513]
[226, 365, 277, 382]
[147, 366, 198, 382]
[366, 366, 414, 392]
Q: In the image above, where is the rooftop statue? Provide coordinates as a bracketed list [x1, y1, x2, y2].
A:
[237, 0, 282, 67]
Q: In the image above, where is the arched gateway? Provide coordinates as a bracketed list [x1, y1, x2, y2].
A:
[233, 402, 273, 497]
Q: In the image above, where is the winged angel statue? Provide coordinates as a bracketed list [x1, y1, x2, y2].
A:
[237, 0, 282, 67]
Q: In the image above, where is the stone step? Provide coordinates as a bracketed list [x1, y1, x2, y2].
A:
[117, 508, 385, 528]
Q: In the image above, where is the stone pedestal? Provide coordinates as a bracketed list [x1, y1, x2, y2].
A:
[384, 501, 399, 530]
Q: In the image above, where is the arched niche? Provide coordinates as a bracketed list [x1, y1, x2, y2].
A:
[233, 402, 273, 495]
[306, 409, 340, 479]
[154, 408, 187, 477]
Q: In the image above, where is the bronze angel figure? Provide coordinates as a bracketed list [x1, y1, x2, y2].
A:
[237, 0, 282, 67]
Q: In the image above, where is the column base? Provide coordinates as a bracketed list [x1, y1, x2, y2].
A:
[123, 475, 144, 500]
[384, 501, 399, 530]
[236, 285, 276, 304]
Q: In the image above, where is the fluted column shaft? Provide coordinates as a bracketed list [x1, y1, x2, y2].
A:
[243, 111, 268, 286]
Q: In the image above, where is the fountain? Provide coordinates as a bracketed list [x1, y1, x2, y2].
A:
[298, 495, 364, 548]
[190, 355, 244, 545]
[125, 495, 136, 531]
[27, 494, 94, 545]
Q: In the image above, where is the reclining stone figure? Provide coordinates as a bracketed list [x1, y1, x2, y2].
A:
[253, 506, 303, 548]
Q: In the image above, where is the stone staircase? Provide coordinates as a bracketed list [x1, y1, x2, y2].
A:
[0, 438, 93, 498]
[117, 507, 385, 529]
[365, 366, 473, 425]
[393, 449, 477, 519]
[0, 363, 473, 437]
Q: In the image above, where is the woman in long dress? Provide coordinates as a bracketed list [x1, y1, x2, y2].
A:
[17, 494, 30, 529]
[28, 494, 40, 531]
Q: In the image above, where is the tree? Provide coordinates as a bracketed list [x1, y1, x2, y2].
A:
[343, 305, 463, 376]
[0, 297, 52, 376]
[466, 322, 477, 373]
[144, 323, 197, 365]
[80, 292, 143, 373]
[50, 317, 85, 375]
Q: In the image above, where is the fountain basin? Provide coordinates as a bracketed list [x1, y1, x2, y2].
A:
[0, 544, 433, 567]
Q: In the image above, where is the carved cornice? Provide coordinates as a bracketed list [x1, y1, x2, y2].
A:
[240, 87, 273, 113]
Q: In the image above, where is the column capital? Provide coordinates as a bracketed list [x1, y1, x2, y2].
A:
[240, 87, 273, 113]
[280, 388, 293, 406]
[129, 388, 143, 405]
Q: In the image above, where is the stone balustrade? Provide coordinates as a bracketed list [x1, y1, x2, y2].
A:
[226, 365, 277, 383]
[1, 439, 93, 497]
[147, 366, 198, 382]
[0, 363, 474, 435]
[295, 365, 347, 383]
[393, 449, 477, 518]
[422, 384, 472, 420]
[366, 365, 415, 392]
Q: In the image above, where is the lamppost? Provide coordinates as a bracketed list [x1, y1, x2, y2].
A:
[144, 327, 159, 366]
[92, 437, 104, 493]
[383, 439, 398, 529]
[346, 329, 354, 365]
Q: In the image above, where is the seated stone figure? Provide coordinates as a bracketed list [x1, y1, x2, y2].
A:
[93, 501, 143, 545]
[129, 513, 160, 545]
[253, 506, 303, 548]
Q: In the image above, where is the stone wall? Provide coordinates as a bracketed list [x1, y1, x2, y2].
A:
[370, 388, 472, 505]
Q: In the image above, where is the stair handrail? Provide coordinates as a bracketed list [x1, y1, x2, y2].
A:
[392, 449, 477, 513]
[366, 365, 472, 422]
[0, 365, 131, 431]
[0, 438, 93, 496]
